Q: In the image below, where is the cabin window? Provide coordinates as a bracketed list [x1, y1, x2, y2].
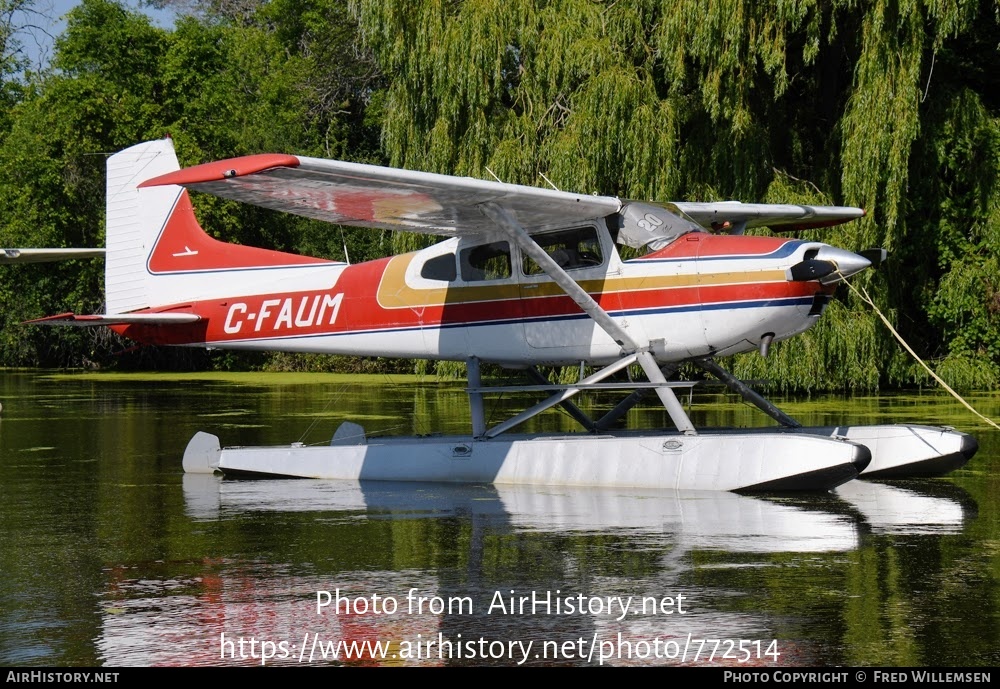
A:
[522, 227, 604, 276]
[420, 252, 457, 281]
[460, 241, 512, 282]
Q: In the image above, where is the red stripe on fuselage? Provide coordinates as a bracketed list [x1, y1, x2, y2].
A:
[112, 256, 826, 347]
[518, 281, 822, 321]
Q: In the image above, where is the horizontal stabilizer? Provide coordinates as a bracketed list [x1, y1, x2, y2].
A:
[1, 248, 104, 264]
[25, 312, 201, 327]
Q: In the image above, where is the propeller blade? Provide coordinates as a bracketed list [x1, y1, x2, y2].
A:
[860, 248, 888, 266]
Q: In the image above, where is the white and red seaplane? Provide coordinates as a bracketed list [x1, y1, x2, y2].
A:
[29, 139, 977, 491]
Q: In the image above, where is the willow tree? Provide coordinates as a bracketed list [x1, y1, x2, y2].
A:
[354, 0, 1000, 390]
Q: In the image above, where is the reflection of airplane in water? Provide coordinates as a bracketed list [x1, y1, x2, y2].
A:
[98, 562, 442, 666]
[96, 478, 977, 666]
[182, 475, 975, 540]
[834, 479, 976, 535]
[182, 475, 861, 553]
[160, 477, 866, 666]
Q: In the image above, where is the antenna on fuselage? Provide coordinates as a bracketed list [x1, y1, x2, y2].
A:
[538, 172, 560, 191]
[485, 166, 562, 193]
[340, 227, 351, 265]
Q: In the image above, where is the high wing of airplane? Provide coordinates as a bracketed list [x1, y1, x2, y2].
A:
[26, 139, 978, 491]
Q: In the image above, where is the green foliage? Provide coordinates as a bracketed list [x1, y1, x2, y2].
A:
[920, 89, 1000, 373]
[262, 352, 415, 374]
[355, 0, 1000, 391]
[729, 299, 889, 392]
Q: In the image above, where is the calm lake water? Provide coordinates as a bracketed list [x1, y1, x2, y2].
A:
[0, 371, 997, 667]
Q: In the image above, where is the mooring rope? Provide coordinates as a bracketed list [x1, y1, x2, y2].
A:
[840, 273, 1000, 431]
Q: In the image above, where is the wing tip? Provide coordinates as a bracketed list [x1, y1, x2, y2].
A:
[138, 154, 301, 188]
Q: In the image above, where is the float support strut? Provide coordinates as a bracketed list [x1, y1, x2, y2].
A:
[467, 356, 486, 437]
[526, 367, 597, 432]
[693, 357, 800, 428]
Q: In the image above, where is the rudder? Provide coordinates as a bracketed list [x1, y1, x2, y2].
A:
[105, 139, 183, 314]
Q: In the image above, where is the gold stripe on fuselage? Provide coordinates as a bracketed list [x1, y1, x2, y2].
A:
[376, 253, 788, 309]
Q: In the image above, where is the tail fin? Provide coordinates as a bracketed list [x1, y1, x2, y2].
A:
[105, 139, 331, 314]
[105, 139, 183, 314]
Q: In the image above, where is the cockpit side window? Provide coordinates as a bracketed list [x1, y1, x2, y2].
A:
[420, 252, 457, 281]
[460, 241, 512, 282]
[522, 227, 604, 276]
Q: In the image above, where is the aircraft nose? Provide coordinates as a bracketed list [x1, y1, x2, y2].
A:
[786, 245, 873, 284]
[813, 246, 872, 283]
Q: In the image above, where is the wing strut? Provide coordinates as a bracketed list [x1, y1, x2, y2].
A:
[479, 202, 696, 435]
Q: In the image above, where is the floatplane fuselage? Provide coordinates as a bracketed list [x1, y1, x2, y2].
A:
[102, 195, 846, 367]
[28, 139, 978, 491]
